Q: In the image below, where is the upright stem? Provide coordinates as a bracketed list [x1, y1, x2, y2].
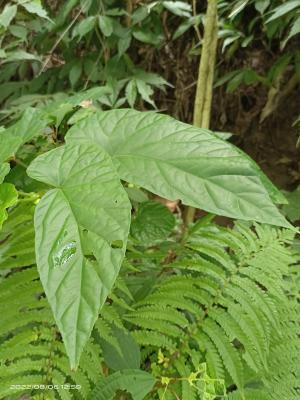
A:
[193, 0, 218, 129]
[184, 0, 218, 226]
[126, 0, 133, 27]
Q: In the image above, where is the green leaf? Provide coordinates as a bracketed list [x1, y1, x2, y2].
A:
[268, 54, 292, 83]
[68, 107, 95, 125]
[133, 28, 163, 46]
[226, 71, 244, 92]
[89, 369, 155, 400]
[173, 15, 201, 40]
[3, 50, 41, 63]
[163, 1, 192, 17]
[99, 326, 141, 371]
[283, 16, 300, 47]
[0, 108, 48, 164]
[0, 4, 17, 28]
[27, 143, 131, 368]
[136, 80, 155, 107]
[214, 70, 241, 88]
[9, 24, 28, 40]
[54, 0, 80, 29]
[98, 15, 114, 37]
[132, 6, 149, 25]
[106, 8, 126, 17]
[69, 61, 82, 88]
[118, 35, 132, 57]
[0, 164, 10, 184]
[131, 201, 176, 244]
[282, 186, 300, 222]
[43, 86, 111, 114]
[266, 0, 300, 23]
[66, 109, 290, 227]
[0, 136, 20, 165]
[228, 0, 250, 19]
[0, 183, 18, 229]
[73, 16, 96, 39]
[221, 35, 240, 53]
[125, 80, 137, 108]
[81, 0, 92, 12]
[241, 34, 253, 47]
[125, 187, 148, 203]
[49, 103, 74, 129]
[133, 70, 171, 88]
[255, 0, 270, 14]
[243, 69, 262, 85]
[20, 0, 51, 20]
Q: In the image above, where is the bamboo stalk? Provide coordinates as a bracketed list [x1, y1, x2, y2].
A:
[184, 0, 218, 226]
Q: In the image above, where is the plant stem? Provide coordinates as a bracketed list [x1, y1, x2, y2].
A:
[193, 0, 218, 129]
[184, 0, 218, 227]
[126, 0, 133, 27]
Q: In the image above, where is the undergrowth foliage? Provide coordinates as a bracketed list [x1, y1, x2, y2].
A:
[125, 220, 300, 399]
[0, 1, 300, 399]
[0, 102, 299, 399]
[0, 104, 293, 370]
[0, 200, 299, 399]
[0, 203, 103, 400]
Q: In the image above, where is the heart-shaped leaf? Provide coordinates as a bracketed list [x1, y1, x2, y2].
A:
[66, 109, 290, 228]
[27, 143, 131, 368]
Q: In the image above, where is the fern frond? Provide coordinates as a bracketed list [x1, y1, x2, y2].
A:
[126, 221, 300, 399]
[174, 359, 197, 400]
[201, 319, 244, 390]
[132, 330, 176, 350]
[0, 204, 103, 400]
[227, 388, 269, 400]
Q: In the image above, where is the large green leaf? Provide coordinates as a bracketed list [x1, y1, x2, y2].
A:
[89, 369, 156, 400]
[27, 143, 131, 369]
[66, 109, 290, 228]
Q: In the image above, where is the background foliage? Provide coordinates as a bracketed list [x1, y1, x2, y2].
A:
[0, 0, 299, 184]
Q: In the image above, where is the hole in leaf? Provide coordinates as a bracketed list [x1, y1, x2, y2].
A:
[52, 241, 77, 268]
